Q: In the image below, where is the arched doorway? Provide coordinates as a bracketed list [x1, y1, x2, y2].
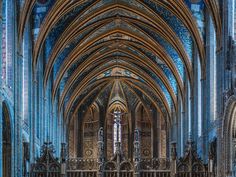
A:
[2, 102, 11, 177]
[223, 95, 236, 176]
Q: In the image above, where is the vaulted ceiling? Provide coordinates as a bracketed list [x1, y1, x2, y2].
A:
[18, 0, 221, 126]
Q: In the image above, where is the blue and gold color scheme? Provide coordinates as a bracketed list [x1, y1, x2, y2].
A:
[0, 0, 235, 176]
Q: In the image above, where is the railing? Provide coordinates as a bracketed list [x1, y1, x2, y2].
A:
[103, 170, 117, 177]
[67, 170, 97, 177]
[30, 172, 61, 177]
[67, 158, 98, 170]
[176, 172, 213, 177]
[66, 159, 98, 177]
[103, 170, 134, 177]
[175, 141, 213, 177]
[119, 171, 134, 177]
[30, 142, 61, 177]
[30, 140, 216, 177]
[140, 170, 171, 177]
[139, 158, 171, 170]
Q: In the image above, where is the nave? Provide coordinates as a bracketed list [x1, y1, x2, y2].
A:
[0, 0, 236, 177]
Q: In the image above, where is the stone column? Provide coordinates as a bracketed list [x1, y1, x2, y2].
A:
[216, 36, 224, 177]
[189, 94, 194, 141]
[181, 110, 185, 156]
[166, 126, 170, 158]
[201, 77, 208, 162]
[14, 49, 24, 176]
[0, 97, 3, 177]
[208, 149, 214, 176]
[170, 142, 177, 177]
[152, 109, 158, 158]
[77, 110, 83, 157]
[192, 42, 199, 144]
[60, 143, 66, 177]
[23, 142, 30, 177]
[183, 74, 189, 149]
[156, 110, 161, 158]
[0, 0, 3, 176]
[129, 110, 135, 160]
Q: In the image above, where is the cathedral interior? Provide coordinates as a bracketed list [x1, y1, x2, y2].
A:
[0, 0, 236, 177]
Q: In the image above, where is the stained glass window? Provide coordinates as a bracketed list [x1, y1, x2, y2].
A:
[113, 111, 122, 154]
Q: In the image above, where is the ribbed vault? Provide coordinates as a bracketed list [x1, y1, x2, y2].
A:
[18, 0, 221, 129]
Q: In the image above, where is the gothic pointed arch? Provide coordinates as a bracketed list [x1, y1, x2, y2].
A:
[2, 101, 12, 177]
[222, 95, 236, 175]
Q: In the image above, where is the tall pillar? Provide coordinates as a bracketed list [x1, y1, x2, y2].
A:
[38, 59, 43, 145]
[216, 40, 224, 177]
[77, 111, 83, 157]
[0, 0, 3, 176]
[60, 143, 66, 177]
[192, 42, 199, 144]
[97, 127, 104, 177]
[99, 106, 105, 128]
[216, 0, 226, 175]
[29, 75, 36, 164]
[177, 94, 183, 156]
[183, 73, 189, 149]
[170, 142, 177, 177]
[15, 51, 23, 176]
[166, 126, 170, 158]
[189, 94, 194, 141]
[180, 109, 185, 156]
[34, 74, 38, 157]
[0, 98, 3, 177]
[129, 110, 135, 160]
[152, 108, 158, 158]
[201, 77, 208, 162]
[156, 111, 161, 158]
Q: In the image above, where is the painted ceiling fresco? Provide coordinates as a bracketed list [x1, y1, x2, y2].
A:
[18, 0, 220, 124]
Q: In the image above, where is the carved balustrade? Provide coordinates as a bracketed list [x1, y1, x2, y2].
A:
[175, 141, 213, 177]
[30, 142, 61, 177]
[29, 131, 215, 177]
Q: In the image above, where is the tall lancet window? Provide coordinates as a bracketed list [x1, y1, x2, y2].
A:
[113, 110, 122, 153]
